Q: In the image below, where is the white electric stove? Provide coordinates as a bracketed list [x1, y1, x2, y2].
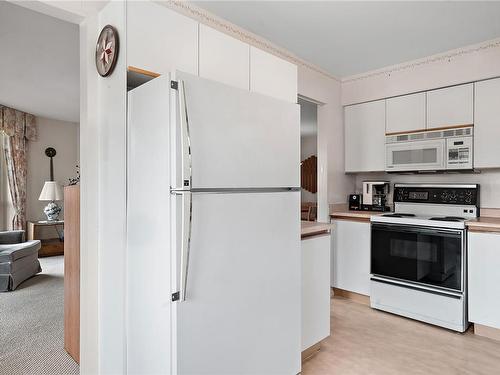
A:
[370, 183, 480, 332]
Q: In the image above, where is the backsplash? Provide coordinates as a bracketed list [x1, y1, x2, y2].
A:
[354, 170, 500, 208]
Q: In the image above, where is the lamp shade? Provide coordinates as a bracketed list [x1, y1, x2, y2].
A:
[38, 181, 63, 201]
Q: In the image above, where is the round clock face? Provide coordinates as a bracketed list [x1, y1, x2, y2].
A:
[95, 25, 119, 77]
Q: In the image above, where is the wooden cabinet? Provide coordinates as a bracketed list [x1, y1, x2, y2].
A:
[301, 233, 331, 352]
[127, 2, 198, 75]
[64, 185, 80, 363]
[250, 47, 297, 103]
[344, 100, 386, 172]
[331, 219, 370, 296]
[386, 92, 426, 134]
[199, 24, 249, 90]
[474, 78, 500, 169]
[27, 221, 64, 257]
[469, 231, 500, 330]
[426, 83, 474, 129]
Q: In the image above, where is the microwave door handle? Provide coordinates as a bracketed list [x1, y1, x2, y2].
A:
[178, 80, 192, 190]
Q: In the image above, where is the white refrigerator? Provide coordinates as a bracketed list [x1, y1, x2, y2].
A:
[127, 71, 301, 375]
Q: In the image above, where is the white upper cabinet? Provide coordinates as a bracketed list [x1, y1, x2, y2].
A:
[474, 78, 500, 169]
[386, 92, 426, 134]
[199, 24, 249, 90]
[345, 100, 386, 172]
[426, 83, 474, 129]
[127, 2, 198, 75]
[250, 47, 297, 103]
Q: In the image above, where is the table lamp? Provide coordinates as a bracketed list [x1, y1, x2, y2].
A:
[39, 181, 63, 221]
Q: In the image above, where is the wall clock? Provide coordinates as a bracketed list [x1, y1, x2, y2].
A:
[95, 25, 119, 77]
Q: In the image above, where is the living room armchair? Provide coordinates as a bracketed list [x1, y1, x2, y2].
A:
[0, 230, 42, 291]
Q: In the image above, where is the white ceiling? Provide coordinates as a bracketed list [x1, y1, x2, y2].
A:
[193, 1, 500, 78]
[0, 1, 79, 123]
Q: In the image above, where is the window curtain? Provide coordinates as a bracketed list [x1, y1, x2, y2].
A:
[0, 105, 37, 230]
[0, 133, 13, 231]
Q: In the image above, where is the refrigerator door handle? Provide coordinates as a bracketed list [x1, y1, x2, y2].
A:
[178, 79, 192, 189]
[179, 191, 192, 302]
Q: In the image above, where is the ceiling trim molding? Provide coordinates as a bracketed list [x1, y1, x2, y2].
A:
[159, 1, 339, 82]
[342, 37, 500, 84]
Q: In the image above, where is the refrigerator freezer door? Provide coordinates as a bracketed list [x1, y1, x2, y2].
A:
[172, 191, 301, 375]
[172, 71, 300, 190]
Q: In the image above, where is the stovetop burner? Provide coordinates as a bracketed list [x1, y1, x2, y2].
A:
[429, 216, 466, 222]
[382, 213, 416, 218]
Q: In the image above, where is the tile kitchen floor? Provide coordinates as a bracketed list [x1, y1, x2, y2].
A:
[302, 296, 500, 375]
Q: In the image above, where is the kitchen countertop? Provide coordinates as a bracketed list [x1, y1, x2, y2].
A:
[301, 221, 332, 238]
[328, 204, 500, 232]
[466, 217, 500, 233]
[329, 204, 384, 222]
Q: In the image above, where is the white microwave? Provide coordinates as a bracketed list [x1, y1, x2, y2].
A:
[386, 127, 473, 172]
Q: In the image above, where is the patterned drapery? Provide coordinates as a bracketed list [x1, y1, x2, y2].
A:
[0, 105, 37, 230]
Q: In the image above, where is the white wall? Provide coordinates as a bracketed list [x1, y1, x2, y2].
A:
[298, 65, 355, 221]
[301, 135, 317, 203]
[27, 117, 79, 224]
[355, 171, 500, 209]
[79, 11, 100, 375]
[342, 37, 500, 106]
[342, 38, 500, 209]
[301, 136, 317, 162]
[80, 2, 128, 374]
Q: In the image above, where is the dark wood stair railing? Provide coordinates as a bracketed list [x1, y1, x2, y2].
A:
[301, 155, 317, 194]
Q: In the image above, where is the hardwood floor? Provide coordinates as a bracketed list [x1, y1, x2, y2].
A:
[302, 297, 500, 375]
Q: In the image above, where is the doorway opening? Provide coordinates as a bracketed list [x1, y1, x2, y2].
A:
[299, 98, 318, 222]
[0, 2, 80, 373]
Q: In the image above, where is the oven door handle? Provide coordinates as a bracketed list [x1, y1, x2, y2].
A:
[371, 277, 463, 299]
[371, 224, 462, 236]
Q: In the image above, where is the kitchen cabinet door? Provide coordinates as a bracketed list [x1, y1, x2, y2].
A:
[426, 83, 474, 129]
[199, 24, 249, 90]
[386, 92, 426, 134]
[474, 78, 500, 168]
[344, 100, 386, 172]
[250, 47, 297, 103]
[468, 232, 500, 329]
[302, 234, 331, 351]
[331, 220, 370, 296]
[127, 2, 198, 75]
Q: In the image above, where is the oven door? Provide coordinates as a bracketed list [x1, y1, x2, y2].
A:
[386, 139, 446, 172]
[371, 224, 464, 292]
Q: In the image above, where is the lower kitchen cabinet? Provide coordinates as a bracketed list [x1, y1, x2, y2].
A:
[468, 231, 500, 329]
[301, 233, 331, 352]
[331, 219, 371, 296]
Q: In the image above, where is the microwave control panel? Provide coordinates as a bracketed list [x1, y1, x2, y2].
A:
[394, 185, 479, 206]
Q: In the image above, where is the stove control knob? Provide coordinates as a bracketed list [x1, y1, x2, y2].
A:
[396, 190, 404, 201]
[465, 191, 473, 204]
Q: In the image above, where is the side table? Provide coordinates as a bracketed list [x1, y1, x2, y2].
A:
[27, 220, 64, 257]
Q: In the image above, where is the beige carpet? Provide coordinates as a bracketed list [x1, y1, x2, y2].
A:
[0, 256, 79, 375]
